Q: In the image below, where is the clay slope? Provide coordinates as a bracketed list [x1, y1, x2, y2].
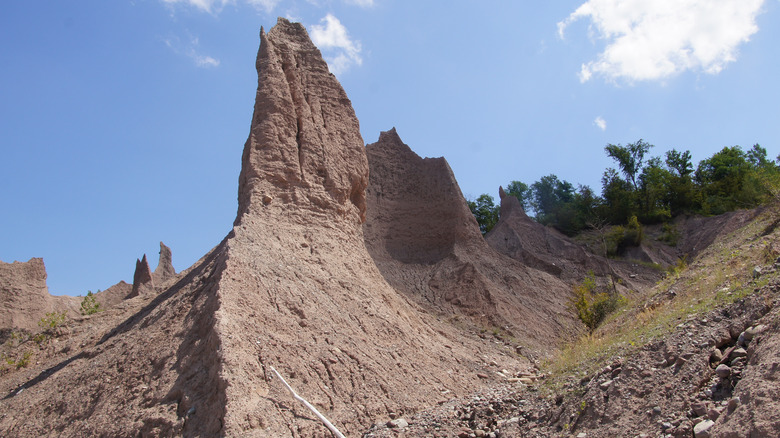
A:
[0, 258, 78, 333]
[485, 187, 661, 289]
[363, 128, 578, 353]
[0, 18, 530, 437]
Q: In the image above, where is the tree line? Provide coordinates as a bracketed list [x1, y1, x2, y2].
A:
[468, 141, 779, 236]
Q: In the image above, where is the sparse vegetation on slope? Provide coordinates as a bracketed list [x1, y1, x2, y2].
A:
[543, 202, 780, 389]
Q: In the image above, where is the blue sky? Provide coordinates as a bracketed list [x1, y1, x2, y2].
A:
[1, 0, 778, 296]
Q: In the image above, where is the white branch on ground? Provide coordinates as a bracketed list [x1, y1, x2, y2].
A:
[270, 366, 346, 438]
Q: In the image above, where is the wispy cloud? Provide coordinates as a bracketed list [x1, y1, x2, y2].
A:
[594, 116, 607, 131]
[246, 0, 281, 13]
[310, 14, 362, 75]
[558, 0, 766, 83]
[162, 0, 279, 14]
[164, 35, 220, 68]
[344, 0, 375, 7]
[162, 0, 228, 14]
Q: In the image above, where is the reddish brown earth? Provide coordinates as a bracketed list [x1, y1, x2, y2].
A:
[1, 16, 778, 438]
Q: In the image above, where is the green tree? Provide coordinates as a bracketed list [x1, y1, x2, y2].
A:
[665, 149, 693, 177]
[637, 157, 672, 223]
[530, 174, 575, 225]
[695, 146, 754, 213]
[746, 144, 772, 168]
[605, 139, 654, 189]
[505, 180, 532, 212]
[467, 194, 500, 235]
[600, 168, 634, 223]
[80, 290, 101, 315]
[664, 149, 697, 215]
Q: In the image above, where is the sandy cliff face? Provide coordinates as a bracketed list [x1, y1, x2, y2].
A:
[211, 19, 525, 436]
[363, 128, 579, 352]
[0, 18, 530, 437]
[0, 258, 78, 332]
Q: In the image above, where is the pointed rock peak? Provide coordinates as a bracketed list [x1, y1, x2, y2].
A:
[153, 242, 176, 283]
[498, 185, 527, 219]
[236, 17, 368, 226]
[130, 254, 154, 299]
[369, 128, 430, 163]
[377, 127, 402, 144]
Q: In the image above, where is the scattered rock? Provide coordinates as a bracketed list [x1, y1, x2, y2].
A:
[693, 419, 714, 438]
[692, 401, 708, 417]
[715, 364, 731, 379]
[731, 347, 747, 359]
[727, 397, 739, 412]
[387, 418, 408, 429]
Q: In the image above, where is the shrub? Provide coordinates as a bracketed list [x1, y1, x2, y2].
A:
[659, 223, 679, 246]
[80, 290, 101, 315]
[605, 226, 625, 256]
[572, 273, 626, 332]
[623, 215, 644, 247]
[38, 312, 66, 330]
[4, 351, 33, 370]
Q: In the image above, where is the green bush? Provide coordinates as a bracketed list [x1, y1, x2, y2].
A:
[572, 273, 626, 332]
[80, 290, 101, 315]
[623, 215, 644, 247]
[659, 223, 679, 246]
[605, 226, 625, 256]
[4, 351, 33, 370]
[38, 312, 66, 330]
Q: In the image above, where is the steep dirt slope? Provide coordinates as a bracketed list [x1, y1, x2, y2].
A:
[366, 207, 780, 437]
[363, 128, 579, 353]
[485, 187, 662, 289]
[0, 18, 531, 437]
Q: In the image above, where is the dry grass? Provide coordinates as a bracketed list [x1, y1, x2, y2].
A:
[542, 205, 780, 392]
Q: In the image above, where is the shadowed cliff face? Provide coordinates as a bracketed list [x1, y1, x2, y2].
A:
[236, 19, 368, 227]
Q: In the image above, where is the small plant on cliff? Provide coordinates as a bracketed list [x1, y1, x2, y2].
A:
[571, 272, 626, 332]
[38, 311, 66, 330]
[80, 290, 101, 315]
[34, 311, 67, 345]
[4, 351, 33, 370]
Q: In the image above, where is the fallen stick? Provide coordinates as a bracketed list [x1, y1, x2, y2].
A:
[270, 366, 346, 438]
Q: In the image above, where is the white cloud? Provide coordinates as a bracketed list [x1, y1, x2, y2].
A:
[164, 35, 221, 68]
[344, 0, 375, 7]
[191, 53, 221, 67]
[162, 0, 229, 14]
[558, 0, 766, 83]
[246, 0, 281, 13]
[594, 116, 607, 131]
[162, 0, 279, 14]
[310, 14, 363, 75]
